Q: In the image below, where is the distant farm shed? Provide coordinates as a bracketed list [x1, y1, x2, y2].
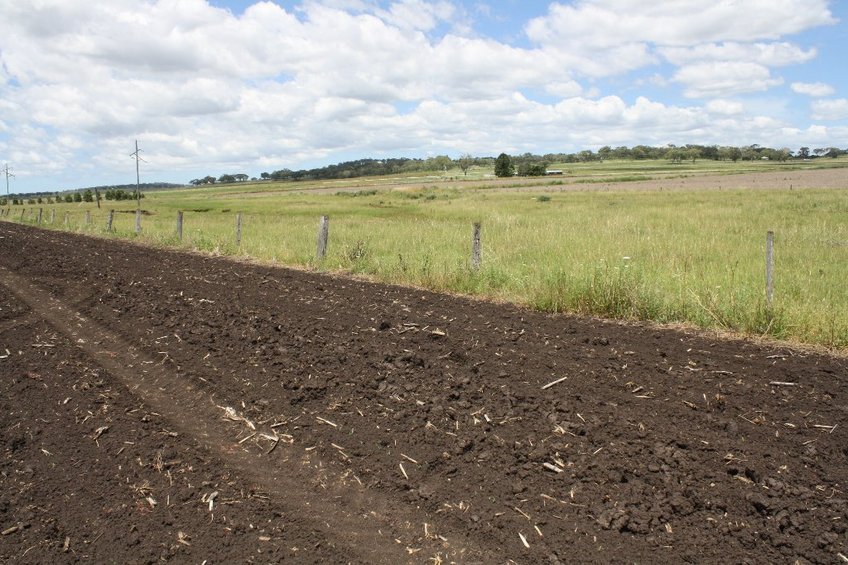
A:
[545, 169, 563, 175]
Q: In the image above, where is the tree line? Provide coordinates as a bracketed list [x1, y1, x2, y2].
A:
[490, 144, 846, 177]
[189, 144, 846, 184]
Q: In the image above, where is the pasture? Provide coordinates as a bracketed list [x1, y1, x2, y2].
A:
[8, 159, 848, 348]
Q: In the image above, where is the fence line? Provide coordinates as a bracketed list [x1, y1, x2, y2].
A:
[1, 208, 784, 311]
[471, 222, 482, 271]
[316, 215, 330, 260]
[766, 230, 775, 307]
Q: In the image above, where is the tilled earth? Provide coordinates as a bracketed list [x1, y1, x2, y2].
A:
[0, 221, 846, 564]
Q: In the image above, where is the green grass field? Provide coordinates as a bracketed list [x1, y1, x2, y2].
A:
[7, 158, 848, 349]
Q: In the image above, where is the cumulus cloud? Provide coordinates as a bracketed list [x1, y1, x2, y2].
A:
[792, 82, 836, 97]
[673, 62, 784, 98]
[0, 0, 841, 190]
[526, 1, 833, 92]
[660, 42, 816, 67]
[811, 99, 848, 121]
[706, 99, 745, 115]
[525, 0, 835, 48]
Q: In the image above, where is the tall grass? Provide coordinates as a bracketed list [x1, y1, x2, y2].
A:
[8, 175, 848, 349]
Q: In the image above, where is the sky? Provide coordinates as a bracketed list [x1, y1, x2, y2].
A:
[0, 0, 846, 194]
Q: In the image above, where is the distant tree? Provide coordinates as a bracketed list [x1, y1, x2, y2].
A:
[494, 153, 514, 177]
[233, 174, 249, 182]
[36, 197, 43, 204]
[426, 155, 452, 173]
[73, 192, 82, 203]
[611, 146, 632, 159]
[260, 172, 271, 180]
[458, 154, 473, 176]
[577, 150, 596, 162]
[631, 145, 652, 160]
[82, 189, 94, 202]
[699, 145, 719, 160]
[665, 148, 684, 164]
[798, 147, 810, 159]
[218, 174, 236, 184]
[718, 146, 742, 162]
[64, 194, 73, 203]
[526, 163, 547, 176]
[686, 147, 701, 162]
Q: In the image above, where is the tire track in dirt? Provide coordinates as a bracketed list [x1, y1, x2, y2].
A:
[3, 221, 848, 563]
[0, 264, 489, 564]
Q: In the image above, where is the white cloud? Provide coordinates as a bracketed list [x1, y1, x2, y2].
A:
[526, 0, 835, 48]
[706, 99, 744, 115]
[811, 99, 848, 121]
[376, 0, 456, 32]
[791, 82, 835, 97]
[544, 80, 584, 98]
[673, 62, 784, 98]
[0, 0, 842, 191]
[660, 42, 816, 67]
[525, 1, 832, 91]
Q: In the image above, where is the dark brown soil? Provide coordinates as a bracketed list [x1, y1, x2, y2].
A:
[1, 221, 846, 564]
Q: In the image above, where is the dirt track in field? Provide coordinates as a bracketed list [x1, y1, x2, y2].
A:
[313, 164, 848, 195]
[1, 221, 847, 564]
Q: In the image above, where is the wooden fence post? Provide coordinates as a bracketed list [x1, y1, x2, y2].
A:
[316, 215, 330, 260]
[176, 211, 183, 241]
[235, 213, 243, 247]
[85, 210, 91, 225]
[50, 209, 55, 224]
[38, 208, 43, 225]
[135, 209, 142, 234]
[766, 231, 774, 307]
[107, 209, 114, 232]
[64, 212, 69, 227]
[471, 221, 482, 271]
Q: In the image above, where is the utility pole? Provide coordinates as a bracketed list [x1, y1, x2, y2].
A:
[3, 164, 13, 214]
[3, 163, 13, 198]
[130, 140, 144, 208]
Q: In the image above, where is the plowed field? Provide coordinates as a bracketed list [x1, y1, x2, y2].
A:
[1, 222, 846, 564]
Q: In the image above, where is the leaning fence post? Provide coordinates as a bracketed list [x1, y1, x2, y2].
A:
[471, 221, 482, 271]
[235, 213, 242, 247]
[20, 208, 25, 222]
[135, 209, 142, 234]
[38, 208, 43, 225]
[766, 230, 774, 307]
[107, 209, 114, 232]
[316, 215, 330, 260]
[176, 211, 183, 241]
